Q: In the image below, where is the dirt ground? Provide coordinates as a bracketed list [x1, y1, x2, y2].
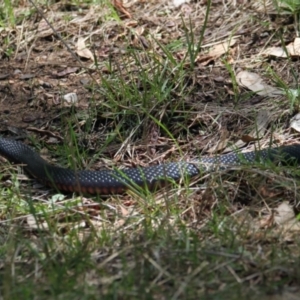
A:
[1, 0, 299, 147]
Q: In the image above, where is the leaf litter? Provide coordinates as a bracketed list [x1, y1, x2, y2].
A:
[1, 0, 300, 297]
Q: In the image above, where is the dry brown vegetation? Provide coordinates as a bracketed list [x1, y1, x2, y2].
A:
[0, 0, 300, 299]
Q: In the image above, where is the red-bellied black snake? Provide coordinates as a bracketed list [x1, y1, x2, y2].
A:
[0, 137, 299, 194]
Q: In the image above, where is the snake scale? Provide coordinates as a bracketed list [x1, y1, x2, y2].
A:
[0, 137, 299, 194]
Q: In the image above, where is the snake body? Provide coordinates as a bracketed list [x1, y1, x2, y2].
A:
[0, 137, 299, 194]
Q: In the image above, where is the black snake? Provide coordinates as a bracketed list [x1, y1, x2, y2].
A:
[0, 137, 299, 194]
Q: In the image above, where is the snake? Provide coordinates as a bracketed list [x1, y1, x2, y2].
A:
[0, 137, 299, 194]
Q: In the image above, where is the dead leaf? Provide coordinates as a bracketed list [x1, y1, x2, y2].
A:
[27, 215, 49, 230]
[282, 221, 300, 233]
[267, 37, 300, 57]
[76, 37, 94, 61]
[63, 93, 78, 104]
[208, 38, 237, 57]
[196, 37, 237, 66]
[290, 113, 300, 132]
[262, 37, 300, 58]
[56, 67, 79, 78]
[241, 135, 260, 143]
[259, 213, 274, 228]
[236, 71, 283, 97]
[273, 202, 300, 236]
[274, 202, 295, 225]
[37, 19, 54, 37]
[262, 46, 287, 58]
[36, 14, 65, 39]
[173, 0, 190, 7]
[206, 130, 229, 153]
[112, 0, 132, 19]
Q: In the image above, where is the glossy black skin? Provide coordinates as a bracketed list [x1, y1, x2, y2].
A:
[0, 137, 299, 194]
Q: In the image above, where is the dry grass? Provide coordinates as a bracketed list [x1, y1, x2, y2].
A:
[0, 0, 300, 298]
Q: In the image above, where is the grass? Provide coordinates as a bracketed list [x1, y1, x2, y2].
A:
[1, 0, 300, 299]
